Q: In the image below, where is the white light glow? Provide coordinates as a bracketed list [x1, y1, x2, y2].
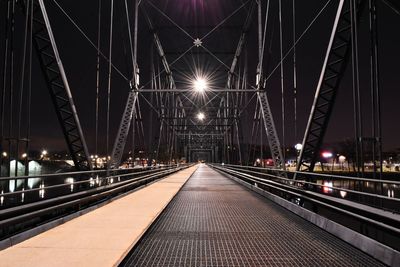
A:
[90, 177, 95, 187]
[197, 112, 205, 121]
[65, 177, 74, 192]
[295, 143, 303, 151]
[193, 78, 207, 93]
[323, 181, 333, 193]
[39, 183, 45, 198]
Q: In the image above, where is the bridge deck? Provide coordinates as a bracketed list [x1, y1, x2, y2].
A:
[121, 164, 383, 267]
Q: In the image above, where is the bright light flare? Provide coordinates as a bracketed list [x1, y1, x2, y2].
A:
[193, 78, 207, 93]
[321, 151, 333, 158]
[294, 143, 303, 151]
[197, 112, 205, 121]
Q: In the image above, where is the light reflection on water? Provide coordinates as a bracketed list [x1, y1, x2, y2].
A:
[318, 179, 399, 199]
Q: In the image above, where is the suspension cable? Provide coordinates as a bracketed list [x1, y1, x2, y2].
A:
[293, 0, 298, 142]
[106, 0, 114, 165]
[201, 0, 251, 41]
[259, 0, 270, 73]
[146, 1, 194, 40]
[95, 0, 101, 157]
[350, 0, 363, 176]
[51, 0, 128, 81]
[9, 0, 16, 177]
[16, 0, 31, 177]
[0, 0, 12, 177]
[25, 0, 33, 176]
[265, 0, 333, 82]
[124, 0, 136, 75]
[279, 0, 285, 163]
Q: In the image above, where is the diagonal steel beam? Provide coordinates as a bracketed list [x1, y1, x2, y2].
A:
[296, 0, 366, 173]
[24, 0, 91, 170]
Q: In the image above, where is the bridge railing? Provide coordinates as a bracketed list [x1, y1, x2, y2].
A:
[0, 163, 192, 241]
[0, 165, 185, 209]
[210, 163, 400, 252]
[212, 163, 400, 212]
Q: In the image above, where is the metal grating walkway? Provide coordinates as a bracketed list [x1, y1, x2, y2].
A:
[120, 165, 384, 267]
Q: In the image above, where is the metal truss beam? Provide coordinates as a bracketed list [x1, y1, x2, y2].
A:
[142, 6, 174, 88]
[297, 0, 366, 173]
[253, 0, 285, 170]
[176, 133, 224, 136]
[26, 0, 91, 170]
[109, 0, 140, 169]
[226, 0, 256, 89]
[381, 0, 400, 14]
[257, 92, 285, 169]
[108, 91, 138, 169]
[137, 89, 259, 93]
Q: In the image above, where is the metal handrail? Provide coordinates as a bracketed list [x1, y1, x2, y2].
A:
[0, 166, 175, 197]
[0, 164, 188, 209]
[212, 165, 400, 229]
[0, 164, 177, 181]
[211, 163, 400, 219]
[0, 164, 193, 239]
[220, 163, 400, 185]
[219, 164, 400, 203]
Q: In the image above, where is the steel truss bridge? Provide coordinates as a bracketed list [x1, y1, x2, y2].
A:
[0, 0, 399, 266]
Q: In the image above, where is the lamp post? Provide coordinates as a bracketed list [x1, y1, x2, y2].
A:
[338, 155, 346, 170]
[321, 151, 333, 171]
[294, 143, 302, 167]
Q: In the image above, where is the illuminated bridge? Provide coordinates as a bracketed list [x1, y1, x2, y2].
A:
[0, 0, 399, 266]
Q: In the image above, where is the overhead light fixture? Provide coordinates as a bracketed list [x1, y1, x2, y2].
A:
[197, 112, 205, 121]
[193, 78, 207, 93]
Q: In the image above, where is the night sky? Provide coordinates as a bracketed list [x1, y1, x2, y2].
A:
[1, 0, 400, 156]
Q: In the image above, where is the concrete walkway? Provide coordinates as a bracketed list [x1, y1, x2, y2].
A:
[0, 165, 198, 267]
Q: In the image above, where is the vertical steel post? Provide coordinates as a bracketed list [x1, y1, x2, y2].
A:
[256, 0, 285, 169]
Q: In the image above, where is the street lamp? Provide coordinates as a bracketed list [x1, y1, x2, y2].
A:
[193, 78, 207, 93]
[197, 112, 205, 121]
[294, 143, 303, 167]
[294, 143, 303, 151]
[338, 155, 346, 170]
[321, 151, 333, 171]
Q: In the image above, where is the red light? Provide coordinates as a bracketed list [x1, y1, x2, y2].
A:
[322, 151, 333, 158]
